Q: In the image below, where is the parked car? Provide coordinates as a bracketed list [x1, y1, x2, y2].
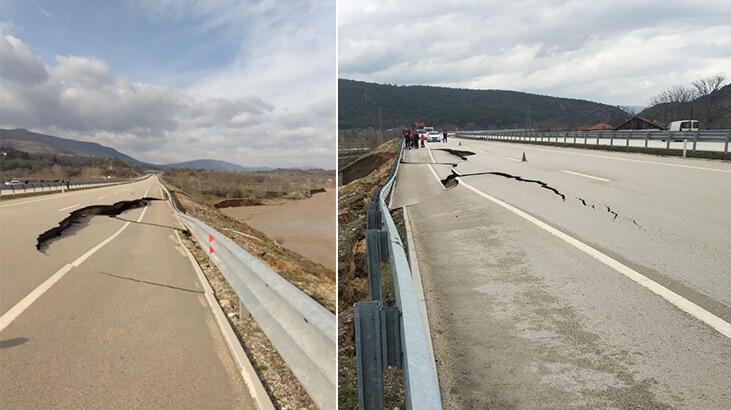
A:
[4, 179, 23, 187]
[427, 131, 441, 142]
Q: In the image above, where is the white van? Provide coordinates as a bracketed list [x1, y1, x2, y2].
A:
[668, 120, 699, 131]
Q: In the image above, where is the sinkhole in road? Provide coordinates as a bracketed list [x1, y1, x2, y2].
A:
[36, 197, 162, 251]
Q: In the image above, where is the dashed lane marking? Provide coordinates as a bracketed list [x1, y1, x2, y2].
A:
[562, 170, 611, 182]
[58, 204, 80, 212]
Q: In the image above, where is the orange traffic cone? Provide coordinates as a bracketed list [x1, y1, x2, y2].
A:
[521, 152, 527, 162]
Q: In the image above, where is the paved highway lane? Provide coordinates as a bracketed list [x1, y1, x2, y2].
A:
[0, 176, 254, 408]
[395, 140, 731, 408]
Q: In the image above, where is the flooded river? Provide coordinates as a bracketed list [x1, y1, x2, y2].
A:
[221, 190, 336, 271]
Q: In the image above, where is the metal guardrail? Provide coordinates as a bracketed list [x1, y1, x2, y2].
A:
[0, 177, 142, 196]
[354, 139, 442, 409]
[161, 184, 336, 409]
[457, 129, 731, 154]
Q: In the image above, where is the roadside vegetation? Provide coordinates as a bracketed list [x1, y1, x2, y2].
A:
[161, 168, 334, 208]
[1, 146, 142, 181]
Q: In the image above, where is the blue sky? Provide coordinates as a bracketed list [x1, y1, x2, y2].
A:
[2, 1, 239, 86]
[0, 0, 336, 168]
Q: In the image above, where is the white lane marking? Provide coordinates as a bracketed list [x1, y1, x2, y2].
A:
[457, 178, 731, 339]
[506, 157, 522, 162]
[0, 183, 154, 332]
[425, 145, 445, 185]
[58, 204, 80, 212]
[0, 264, 73, 332]
[98, 195, 107, 200]
[562, 170, 611, 182]
[469, 140, 731, 173]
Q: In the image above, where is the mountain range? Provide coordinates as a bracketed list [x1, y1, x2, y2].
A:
[0, 128, 267, 172]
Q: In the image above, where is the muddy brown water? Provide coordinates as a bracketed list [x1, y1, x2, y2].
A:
[221, 190, 336, 271]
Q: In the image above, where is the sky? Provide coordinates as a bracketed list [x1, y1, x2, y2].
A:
[0, 0, 335, 169]
[339, 0, 731, 107]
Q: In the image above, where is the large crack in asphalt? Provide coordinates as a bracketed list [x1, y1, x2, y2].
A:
[431, 148, 476, 160]
[429, 147, 639, 227]
[442, 170, 567, 201]
[36, 197, 162, 250]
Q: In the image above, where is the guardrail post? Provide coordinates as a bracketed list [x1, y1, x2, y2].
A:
[645, 132, 649, 148]
[355, 301, 385, 410]
[666, 132, 671, 151]
[610, 131, 614, 146]
[367, 198, 381, 230]
[381, 306, 403, 369]
[692, 131, 698, 152]
[366, 229, 383, 301]
[725, 131, 730, 154]
[625, 132, 630, 147]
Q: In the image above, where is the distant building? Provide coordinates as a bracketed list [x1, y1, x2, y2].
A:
[614, 117, 666, 130]
[581, 122, 614, 131]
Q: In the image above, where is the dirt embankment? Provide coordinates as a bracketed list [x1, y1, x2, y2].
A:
[338, 139, 404, 409]
[221, 190, 336, 271]
[165, 185, 335, 312]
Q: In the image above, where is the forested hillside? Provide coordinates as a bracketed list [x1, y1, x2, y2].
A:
[338, 79, 626, 130]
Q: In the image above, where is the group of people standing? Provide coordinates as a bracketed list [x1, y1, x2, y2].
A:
[403, 129, 425, 149]
[401, 129, 449, 149]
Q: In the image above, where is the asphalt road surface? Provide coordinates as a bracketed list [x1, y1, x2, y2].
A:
[393, 138, 731, 408]
[0, 176, 254, 408]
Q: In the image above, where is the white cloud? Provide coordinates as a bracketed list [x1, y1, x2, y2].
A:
[339, 0, 731, 106]
[0, 0, 335, 169]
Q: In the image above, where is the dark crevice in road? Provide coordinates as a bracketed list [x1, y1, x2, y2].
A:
[95, 270, 204, 294]
[428, 149, 641, 227]
[576, 197, 639, 225]
[604, 205, 619, 220]
[443, 170, 566, 201]
[432, 148, 476, 160]
[36, 197, 162, 250]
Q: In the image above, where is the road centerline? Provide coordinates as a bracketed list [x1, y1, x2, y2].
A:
[58, 204, 80, 212]
[562, 170, 611, 182]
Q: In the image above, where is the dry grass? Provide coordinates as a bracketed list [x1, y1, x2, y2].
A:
[161, 168, 334, 207]
[337, 139, 405, 409]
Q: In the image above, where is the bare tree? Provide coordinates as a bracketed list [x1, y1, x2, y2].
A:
[649, 85, 695, 106]
[692, 73, 726, 97]
[646, 72, 729, 128]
